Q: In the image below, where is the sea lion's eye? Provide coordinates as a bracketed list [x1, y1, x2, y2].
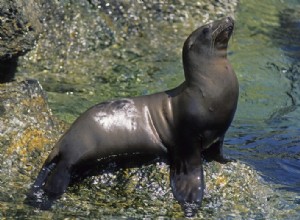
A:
[202, 28, 210, 35]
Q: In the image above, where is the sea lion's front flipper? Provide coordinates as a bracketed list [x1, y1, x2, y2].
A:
[203, 136, 235, 163]
[170, 157, 204, 217]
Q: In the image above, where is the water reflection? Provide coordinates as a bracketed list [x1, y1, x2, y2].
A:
[273, 5, 300, 110]
[226, 0, 300, 196]
[226, 120, 300, 194]
[277, 6, 300, 61]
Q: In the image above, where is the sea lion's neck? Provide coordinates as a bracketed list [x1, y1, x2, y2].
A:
[184, 55, 230, 88]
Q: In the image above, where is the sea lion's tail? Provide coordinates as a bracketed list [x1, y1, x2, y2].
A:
[25, 149, 71, 210]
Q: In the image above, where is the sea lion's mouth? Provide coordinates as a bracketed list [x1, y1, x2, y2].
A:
[213, 17, 234, 49]
[216, 25, 233, 41]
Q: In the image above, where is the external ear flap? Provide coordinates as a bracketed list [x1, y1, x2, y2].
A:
[170, 157, 205, 217]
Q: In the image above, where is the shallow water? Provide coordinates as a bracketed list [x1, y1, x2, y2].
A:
[10, 0, 300, 218]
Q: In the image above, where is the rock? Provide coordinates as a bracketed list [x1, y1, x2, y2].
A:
[0, 0, 44, 82]
[0, 79, 64, 173]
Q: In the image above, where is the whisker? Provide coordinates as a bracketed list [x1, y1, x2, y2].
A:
[210, 25, 221, 54]
[211, 25, 221, 37]
[210, 39, 214, 54]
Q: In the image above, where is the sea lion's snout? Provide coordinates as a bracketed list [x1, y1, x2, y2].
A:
[225, 16, 234, 25]
[225, 17, 234, 33]
[212, 17, 234, 50]
[221, 16, 234, 32]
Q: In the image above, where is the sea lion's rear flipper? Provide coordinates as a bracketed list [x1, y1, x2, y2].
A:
[43, 161, 71, 198]
[25, 162, 56, 210]
[170, 157, 204, 217]
[25, 160, 71, 210]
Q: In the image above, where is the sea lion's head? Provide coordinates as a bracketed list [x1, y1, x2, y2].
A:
[183, 17, 234, 56]
[182, 17, 234, 77]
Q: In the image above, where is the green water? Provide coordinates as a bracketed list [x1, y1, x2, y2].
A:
[231, 0, 292, 121]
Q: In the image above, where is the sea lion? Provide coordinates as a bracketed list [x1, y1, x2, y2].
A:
[26, 17, 238, 217]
